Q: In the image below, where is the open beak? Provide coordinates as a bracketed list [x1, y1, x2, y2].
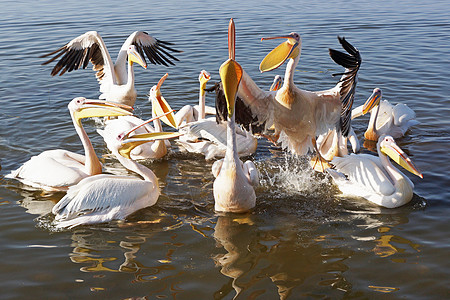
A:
[362, 88, 382, 115]
[73, 99, 133, 126]
[259, 33, 300, 73]
[219, 18, 243, 118]
[128, 45, 147, 69]
[199, 70, 211, 96]
[381, 138, 423, 178]
[270, 75, 283, 91]
[151, 73, 177, 129]
[118, 131, 182, 159]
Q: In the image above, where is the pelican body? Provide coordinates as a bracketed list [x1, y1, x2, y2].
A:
[328, 135, 423, 208]
[352, 88, 420, 141]
[97, 73, 178, 160]
[41, 31, 181, 106]
[7, 98, 133, 191]
[52, 118, 182, 228]
[232, 33, 361, 157]
[212, 19, 259, 213]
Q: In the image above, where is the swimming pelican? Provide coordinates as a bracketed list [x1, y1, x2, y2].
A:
[352, 88, 420, 141]
[52, 124, 182, 228]
[226, 32, 361, 169]
[6, 98, 133, 192]
[174, 70, 216, 127]
[97, 73, 178, 160]
[41, 31, 181, 107]
[212, 19, 259, 213]
[327, 135, 423, 208]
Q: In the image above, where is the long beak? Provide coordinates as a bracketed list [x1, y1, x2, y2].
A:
[270, 75, 283, 91]
[381, 139, 423, 178]
[219, 19, 243, 118]
[259, 34, 300, 73]
[118, 131, 182, 159]
[362, 88, 382, 115]
[119, 109, 176, 140]
[73, 99, 133, 126]
[199, 70, 211, 96]
[128, 45, 147, 69]
[151, 73, 177, 128]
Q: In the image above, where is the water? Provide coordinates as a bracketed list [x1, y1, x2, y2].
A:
[1, 0, 449, 298]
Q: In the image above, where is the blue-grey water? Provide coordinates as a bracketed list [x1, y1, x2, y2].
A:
[1, 0, 449, 299]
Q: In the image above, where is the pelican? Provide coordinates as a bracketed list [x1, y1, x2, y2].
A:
[212, 19, 259, 213]
[97, 73, 178, 160]
[52, 123, 182, 228]
[174, 70, 216, 127]
[352, 88, 420, 141]
[41, 31, 181, 107]
[176, 73, 257, 159]
[225, 32, 361, 170]
[6, 98, 133, 192]
[270, 75, 283, 91]
[327, 135, 423, 208]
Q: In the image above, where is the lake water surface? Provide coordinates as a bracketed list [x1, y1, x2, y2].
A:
[1, 0, 449, 299]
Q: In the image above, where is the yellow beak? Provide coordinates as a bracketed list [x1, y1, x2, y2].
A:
[73, 99, 133, 126]
[199, 70, 211, 96]
[362, 88, 382, 115]
[381, 138, 423, 178]
[259, 35, 300, 73]
[151, 73, 177, 129]
[118, 131, 182, 159]
[128, 45, 147, 69]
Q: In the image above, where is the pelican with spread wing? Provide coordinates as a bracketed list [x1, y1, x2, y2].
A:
[7, 98, 133, 191]
[41, 31, 181, 106]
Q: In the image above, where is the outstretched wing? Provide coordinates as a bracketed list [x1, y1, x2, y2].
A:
[40, 31, 116, 86]
[329, 36, 362, 137]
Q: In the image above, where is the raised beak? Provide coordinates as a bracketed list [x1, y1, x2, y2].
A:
[259, 33, 300, 73]
[199, 70, 211, 96]
[381, 138, 423, 178]
[151, 73, 177, 128]
[128, 45, 147, 69]
[362, 88, 382, 115]
[219, 18, 243, 118]
[118, 131, 183, 159]
[270, 75, 283, 91]
[73, 99, 133, 126]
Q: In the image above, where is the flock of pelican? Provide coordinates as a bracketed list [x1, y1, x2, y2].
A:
[7, 19, 422, 228]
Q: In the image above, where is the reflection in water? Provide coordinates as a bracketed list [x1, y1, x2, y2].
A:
[212, 215, 353, 299]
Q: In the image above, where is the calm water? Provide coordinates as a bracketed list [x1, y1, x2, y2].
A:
[1, 0, 449, 299]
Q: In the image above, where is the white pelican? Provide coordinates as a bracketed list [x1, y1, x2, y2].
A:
[52, 124, 182, 228]
[97, 73, 178, 160]
[41, 31, 181, 107]
[212, 19, 259, 213]
[6, 98, 133, 192]
[352, 88, 420, 141]
[270, 75, 283, 91]
[327, 135, 423, 208]
[174, 70, 216, 127]
[176, 73, 257, 159]
[227, 32, 361, 169]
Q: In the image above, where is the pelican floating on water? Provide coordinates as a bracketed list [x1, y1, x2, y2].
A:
[352, 88, 420, 141]
[7, 98, 133, 191]
[212, 19, 259, 213]
[327, 135, 423, 208]
[224, 32, 361, 170]
[97, 73, 178, 160]
[41, 31, 181, 107]
[175, 70, 216, 127]
[52, 119, 182, 228]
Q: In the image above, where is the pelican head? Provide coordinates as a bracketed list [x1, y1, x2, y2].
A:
[127, 45, 147, 69]
[219, 18, 243, 118]
[379, 135, 423, 178]
[199, 70, 211, 94]
[149, 73, 177, 128]
[69, 97, 133, 126]
[270, 75, 283, 91]
[259, 32, 301, 73]
[362, 88, 382, 115]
